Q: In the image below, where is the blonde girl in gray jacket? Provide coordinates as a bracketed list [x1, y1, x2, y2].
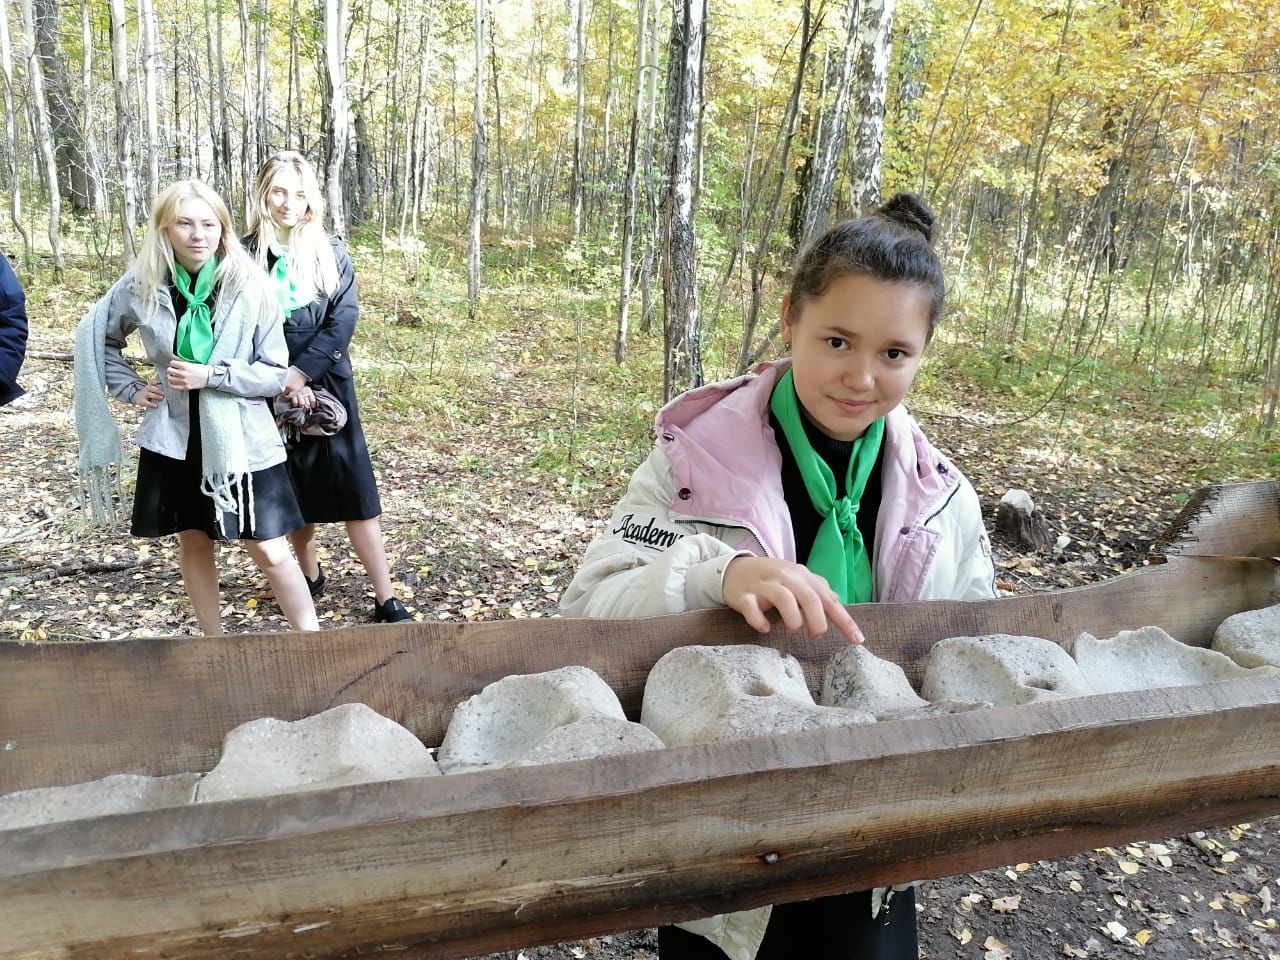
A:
[75, 179, 319, 634]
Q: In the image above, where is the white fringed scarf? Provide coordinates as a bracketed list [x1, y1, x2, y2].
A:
[74, 279, 261, 536]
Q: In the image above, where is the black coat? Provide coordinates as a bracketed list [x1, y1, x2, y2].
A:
[0, 253, 27, 406]
[244, 234, 381, 522]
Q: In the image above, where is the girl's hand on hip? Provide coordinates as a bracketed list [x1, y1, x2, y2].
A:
[722, 555, 864, 645]
[167, 360, 210, 390]
[134, 382, 164, 408]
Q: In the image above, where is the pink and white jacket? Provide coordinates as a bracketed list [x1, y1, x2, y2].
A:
[563, 358, 995, 618]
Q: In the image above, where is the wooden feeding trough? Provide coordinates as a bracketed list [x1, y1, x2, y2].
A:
[1, 481, 1277, 959]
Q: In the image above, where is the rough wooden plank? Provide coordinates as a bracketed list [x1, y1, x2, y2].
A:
[2, 677, 1278, 960]
[1155, 479, 1280, 559]
[1, 555, 1275, 794]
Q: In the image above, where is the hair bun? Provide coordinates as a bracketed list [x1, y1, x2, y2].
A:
[878, 192, 935, 243]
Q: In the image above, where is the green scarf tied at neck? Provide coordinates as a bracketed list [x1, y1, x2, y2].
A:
[769, 368, 885, 604]
[269, 243, 310, 314]
[172, 258, 218, 363]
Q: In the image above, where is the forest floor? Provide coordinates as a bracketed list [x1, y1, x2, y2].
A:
[2, 242, 1278, 960]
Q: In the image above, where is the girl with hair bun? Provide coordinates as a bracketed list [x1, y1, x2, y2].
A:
[563, 192, 995, 959]
[244, 151, 412, 624]
[74, 179, 319, 635]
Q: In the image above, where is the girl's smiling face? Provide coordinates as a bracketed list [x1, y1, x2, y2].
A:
[780, 272, 932, 442]
[265, 166, 309, 232]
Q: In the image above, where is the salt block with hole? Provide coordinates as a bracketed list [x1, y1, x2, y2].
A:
[1067, 625, 1280, 694]
[1212, 603, 1280, 669]
[921, 634, 1091, 706]
[821, 645, 990, 719]
[641, 644, 873, 748]
[196, 702, 439, 802]
[437, 666, 661, 773]
[0, 772, 200, 831]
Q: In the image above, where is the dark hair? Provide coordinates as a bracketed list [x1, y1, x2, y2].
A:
[787, 192, 945, 336]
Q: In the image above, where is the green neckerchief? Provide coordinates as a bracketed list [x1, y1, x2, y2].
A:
[172, 258, 218, 363]
[268, 242, 309, 314]
[769, 367, 885, 604]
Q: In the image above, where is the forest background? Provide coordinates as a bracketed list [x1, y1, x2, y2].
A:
[2, 0, 1279, 957]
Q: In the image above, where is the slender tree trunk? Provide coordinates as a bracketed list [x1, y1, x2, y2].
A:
[33, 0, 91, 212]
[660, 0, 705, 400]
[737, 0, 816, 373]
[139, 0, 160, 209]
[108, 0, 136, 260]
[489, 18, 507, 229]
[0, 0, 33, 262]
[19, 0, 63, 273]
[638, 0, 660, 335]
[467, 0, 487, 318]
[237, 0, 256, 216]
[616, 0, 648, 364]
[1006, 0, 1075, 342]
[849, 0, 894, 212]
[918, 0, 982, 195]
[409, 6, 434, 235]
[78, 0, 105, 213]
[800, 0, 858, 242]
[172, 27, 183, 177]
[321, 0, 349, 234]
[213, 0, 232, 192]
[255, 0, 268, 156]
[569, 0, 587, 237]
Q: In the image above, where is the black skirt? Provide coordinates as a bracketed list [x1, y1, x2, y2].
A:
[131, 392, 304, 541]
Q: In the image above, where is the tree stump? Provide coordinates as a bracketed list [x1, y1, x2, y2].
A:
[996, 489, 1052, 551]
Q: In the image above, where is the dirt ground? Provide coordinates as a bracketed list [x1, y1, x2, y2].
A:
[3, 334, 1278, 960]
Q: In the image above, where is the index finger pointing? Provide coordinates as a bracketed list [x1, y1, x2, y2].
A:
[825, 596, 864, 645]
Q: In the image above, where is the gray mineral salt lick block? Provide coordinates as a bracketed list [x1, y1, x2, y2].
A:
[196, 702, 439, 803]
[1067, 625, 1280, 694]
[0, 772, 201, 830]
[437, 666, 658, 773]
[822, 644, 992, 719]
[1212, 603, 1280, 669]
[921, 634, 1091, 706]
[641, 644, 873, 748]
[821, 644, 930, 717]
[517, 713, 665, 766]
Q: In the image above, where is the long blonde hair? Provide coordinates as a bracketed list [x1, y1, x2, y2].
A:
[134, 180, 266, 318]
[246, 151, 340, 303]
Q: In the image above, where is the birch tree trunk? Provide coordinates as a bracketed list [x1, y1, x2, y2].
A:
[211, 0, 232, 192]
[18, 0, 63, 273]
[33, 0, 91, 213]
[660, 0, 704, 401]
[799, 0, 858, 242]
[237, 0, 256, 216]
[321, 0, 349, 234]
[108, 0, 137, 259]
[139, 0, 160, 209]
[255, 0, 268, 159]
[616, 0, 648, 364]
[849, 0, 894, 212]
[0, 0, 33, 262]
[79, 0, 106, 214]
[467, 0, 487, 318]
